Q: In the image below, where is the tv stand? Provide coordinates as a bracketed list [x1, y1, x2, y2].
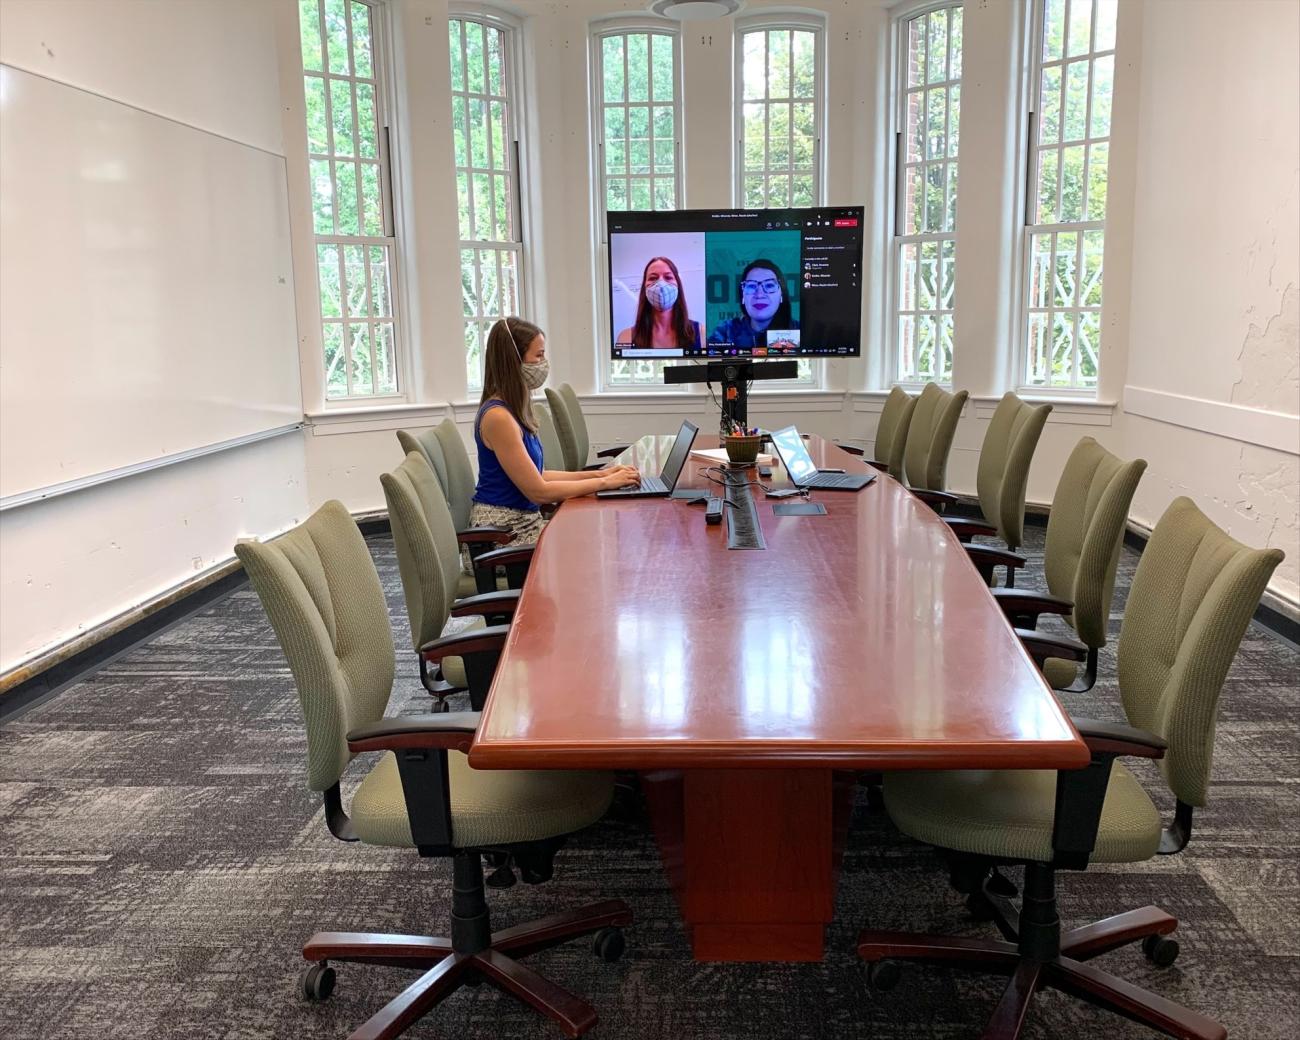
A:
[663, 359, 798, 430]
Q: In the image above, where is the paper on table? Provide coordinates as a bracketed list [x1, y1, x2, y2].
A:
[690, 447, 776, 466]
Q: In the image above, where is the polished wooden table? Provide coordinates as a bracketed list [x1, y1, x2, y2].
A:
[470, 434, 1087, 962]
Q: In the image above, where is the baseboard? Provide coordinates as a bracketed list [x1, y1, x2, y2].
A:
[0, 510, 394, 723]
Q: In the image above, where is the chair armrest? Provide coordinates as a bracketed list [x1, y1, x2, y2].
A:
[1014, 627, 1090, 669]
[419, 624, 511, 663]
[347, 712, 481, 754]
[835, 442, 866, 457]
[473, 545, 535, 570]
[942, 515, 998, 542]
[965, 544, 1027, 585]
[450, 589, 521, 619]
[910, 488, 958, 513]
[864, 459, 889, 472]
[1072, 717, 1167, 760]
[992, 588, 1074, 628]
[595, 444, 629, 458]
[457, 526, 513, 547]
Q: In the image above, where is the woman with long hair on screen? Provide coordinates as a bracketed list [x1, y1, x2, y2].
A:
[471, 317, 639, 545]
[615, 256, 703, 350]
[707, 258, 798, 350]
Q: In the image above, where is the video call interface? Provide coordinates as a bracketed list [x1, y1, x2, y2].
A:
[608, 206, 865, 359]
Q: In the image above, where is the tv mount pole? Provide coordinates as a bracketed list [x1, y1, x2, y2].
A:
[663, 359, 798, 430]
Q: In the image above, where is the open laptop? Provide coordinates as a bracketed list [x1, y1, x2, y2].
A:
[770, 425, 875, 491]
[596, 419, 699, 498]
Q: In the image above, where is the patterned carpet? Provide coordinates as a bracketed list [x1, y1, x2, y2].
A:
[1, 526, 1297, 1040]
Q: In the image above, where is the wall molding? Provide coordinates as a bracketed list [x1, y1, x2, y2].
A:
[307, 403, 453, 436]
[1124, 385, 1300, 455]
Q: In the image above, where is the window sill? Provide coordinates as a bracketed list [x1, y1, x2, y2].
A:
[306, 401, 451, 436]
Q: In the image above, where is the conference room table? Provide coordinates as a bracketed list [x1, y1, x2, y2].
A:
[469, 433, 1087, 963]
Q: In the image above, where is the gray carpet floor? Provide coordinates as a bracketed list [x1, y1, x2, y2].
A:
[1, 525, 1297, 1040]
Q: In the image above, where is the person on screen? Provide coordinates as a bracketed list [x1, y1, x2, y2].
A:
[707, 259, 798, 349]
[473, 317, 640, 545]
[615, 256, 703, 350]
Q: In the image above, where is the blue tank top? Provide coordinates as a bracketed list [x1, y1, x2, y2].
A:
[473, 400, 543, 512]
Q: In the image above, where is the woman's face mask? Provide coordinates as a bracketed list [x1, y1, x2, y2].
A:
[645, 280, 678, 311]
[521, 356, 550, 390]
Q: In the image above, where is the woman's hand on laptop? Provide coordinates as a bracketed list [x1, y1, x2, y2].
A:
[599, 466, 641, 490]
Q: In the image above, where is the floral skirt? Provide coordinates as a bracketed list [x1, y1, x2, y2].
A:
[468, 501, 546, 548]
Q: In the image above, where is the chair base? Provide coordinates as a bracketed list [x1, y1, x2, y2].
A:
[303, 899, 632, 1040]
[858, 906, 1225, 1040]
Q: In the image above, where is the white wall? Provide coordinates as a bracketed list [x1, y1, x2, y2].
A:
[1120, 0, 1299, 605]
[0, 0, 310, 676]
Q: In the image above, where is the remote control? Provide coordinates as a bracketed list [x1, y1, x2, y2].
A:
[705, 497, 724, 525]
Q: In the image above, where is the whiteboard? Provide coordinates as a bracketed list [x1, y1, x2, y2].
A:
[0, 64, 302, 499]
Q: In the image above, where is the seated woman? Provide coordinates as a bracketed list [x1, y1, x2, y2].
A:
[615, 256, 703, 350]
[472, 317, 640, 546]
[707, 258, 799, 350]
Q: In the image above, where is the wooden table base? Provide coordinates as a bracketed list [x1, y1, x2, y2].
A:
[643, 768, 856, 962]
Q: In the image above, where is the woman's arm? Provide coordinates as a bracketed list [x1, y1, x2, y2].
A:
[481, 409, 637, 504]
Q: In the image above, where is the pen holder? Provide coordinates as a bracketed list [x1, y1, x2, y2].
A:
[724, 435, 762, 465]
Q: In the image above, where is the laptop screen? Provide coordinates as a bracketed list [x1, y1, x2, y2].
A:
[770, 425, 818, 484]
[659, 420, 700, 488]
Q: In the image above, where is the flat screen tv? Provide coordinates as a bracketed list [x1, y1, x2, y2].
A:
[608, 206, 864, 360]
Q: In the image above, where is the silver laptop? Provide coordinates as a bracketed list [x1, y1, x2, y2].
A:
[596, 420, 700, 498]
[770, 425, 874, 491]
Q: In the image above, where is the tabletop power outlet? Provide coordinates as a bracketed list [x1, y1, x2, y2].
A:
[705, 497, 724, 525]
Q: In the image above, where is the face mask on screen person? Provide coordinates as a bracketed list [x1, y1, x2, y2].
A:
[645, 281, 678, 311]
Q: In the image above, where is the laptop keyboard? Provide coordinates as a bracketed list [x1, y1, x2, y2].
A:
[809, 472, 862, 489]
[723, 470, 766, 550]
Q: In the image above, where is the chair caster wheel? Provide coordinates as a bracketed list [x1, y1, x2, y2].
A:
[300, 962, 336, 1002]
[965, 892, 996, 921]
[434, 699, 451, 714]
[1142, 933, 1180, 967]
[593, 927, 626, 963]
[866, 960, 900, 992]
[985, 869, 1018, 897]
[486, 863, 517, 888]
[865, 785, 885, 812]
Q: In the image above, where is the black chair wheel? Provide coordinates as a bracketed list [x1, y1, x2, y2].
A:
[985, 869, 1019, 897]
[1142, 933, 1180, 967]
[965, 891, 996, 922]
[864, 784, 885, 812]
[433, 698, 451, 713]
[300, 962, 336, 1002]
[486, 863, 517, 889]
[866, 960, 901, 992]
[593, 927, 626, 963]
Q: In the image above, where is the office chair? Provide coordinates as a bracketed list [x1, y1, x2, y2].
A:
[535, 402, 566, 472]
[901, 382, 969, 503]
[838, 386, 917, 480]
[859, 496, 1284, 1040]
[431, 418, 527, 594]
[382, 452, 523, 711]
[235, 500, 631, 1040]
[396, 426, 450, 498]
[990, 437, 1147, 691]
[545, 384, 628, 471]
[938, 392, 1052, 565]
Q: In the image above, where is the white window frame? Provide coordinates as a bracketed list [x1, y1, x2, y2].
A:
[450, 5, 531, 395]
[1015, 0, 1115, 396]
[733, 12, 827, 391]
[887, 1, 963, 389]
[591, 18, 686, 393]
[302, 0, 407, 403]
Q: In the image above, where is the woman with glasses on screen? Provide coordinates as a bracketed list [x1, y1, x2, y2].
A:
[615, 256, 703, 350]
[472, 317, 640, 545]
[707, 258, 798, 350]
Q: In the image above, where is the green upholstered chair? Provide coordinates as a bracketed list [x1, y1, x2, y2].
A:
[837, 386, 917, 480]
[992, 437, 1147, 692]
[396, 426, 449, 498]
[901, 382, 969, 497]
[235, 500, 630, 1040]
[382, 452, 524, 710]
[534, 401, 566, 471]
[545, 384, 628, 471]
[859, 496, 1284, 1040]
[940, 392, 1052, 553]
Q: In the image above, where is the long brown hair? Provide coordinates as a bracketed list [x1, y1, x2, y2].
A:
[480, 316, 542, 433]
[632, 256, 695, 349]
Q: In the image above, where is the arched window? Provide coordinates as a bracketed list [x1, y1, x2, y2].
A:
[1022, 0, 1117, 390]
[299, 0, 402, 399]
[449, 11, 526, 393]
[892, 2, 963, 386]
